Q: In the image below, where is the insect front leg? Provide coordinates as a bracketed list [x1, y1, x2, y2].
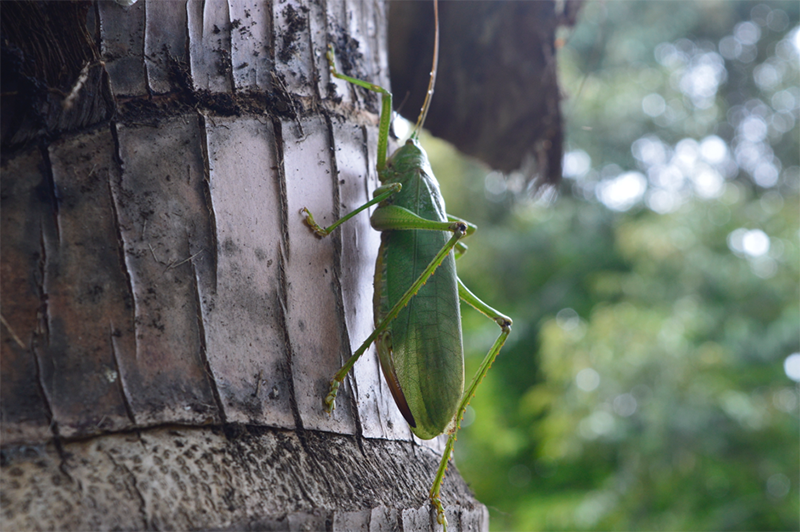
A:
[429, 278, 512, 528]
[301, 182, 401, 237]
[323, 216, 469, 413]
[301, 43, 400, 237]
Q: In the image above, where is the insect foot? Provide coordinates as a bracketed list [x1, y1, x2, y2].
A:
[325, 44, 337, 74]
[324, 380, 340, 413]
[300, 207, 330, 238]
[432, 495, 448, 529]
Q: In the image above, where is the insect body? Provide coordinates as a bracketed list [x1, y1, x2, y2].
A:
[302, 0, 511, 527]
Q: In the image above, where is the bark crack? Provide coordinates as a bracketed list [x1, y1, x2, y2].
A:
[323, 113, 364, 444]
[182, 0, 191, 71]
[107, 123, 139, 362]
[106, 450, 149, 528]
[197, 111, 219, 291]
[265, 0, 275, 90]
[192, 112, 224, 423]
[53, 437, 78, 490]
[191, 258, 226, 424]
[271, 118, 291, 260]
[141, 0, 152, 97]
[223, 0, 236, 93]
[109, 321, 137, 425]
[33, 221, 56, 440]
[39, 143, 60, 244]
[275, 245, 304, 433]
[303, 0, 322, 105]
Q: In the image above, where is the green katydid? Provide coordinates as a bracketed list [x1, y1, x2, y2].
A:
[301, 0, 511, 527]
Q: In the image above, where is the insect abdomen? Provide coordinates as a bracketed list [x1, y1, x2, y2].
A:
[374, 151, 464, 440]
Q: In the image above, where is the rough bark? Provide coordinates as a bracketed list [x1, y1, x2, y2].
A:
[1, 0, 569, 529]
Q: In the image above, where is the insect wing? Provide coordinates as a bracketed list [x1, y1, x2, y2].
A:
[382, 228, 464, 440]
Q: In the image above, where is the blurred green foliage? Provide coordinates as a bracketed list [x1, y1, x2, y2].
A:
[422, 1, 799, 530]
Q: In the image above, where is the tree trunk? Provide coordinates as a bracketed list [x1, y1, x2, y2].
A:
[1, 1, 486, 529]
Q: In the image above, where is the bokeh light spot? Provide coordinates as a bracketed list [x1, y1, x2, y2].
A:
[576, 368, 600, 392]
[596, 172, 647, 211]
[784, 353, 800, 382]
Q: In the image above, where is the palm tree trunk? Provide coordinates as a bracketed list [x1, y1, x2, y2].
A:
[0, 1, 486, 529]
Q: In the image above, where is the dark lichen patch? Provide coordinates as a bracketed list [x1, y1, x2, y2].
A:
[328, 30, 364, 78]
[221, 237, 240, 256]
[278, 5, 309, 64]
[327, 29, 378, 114]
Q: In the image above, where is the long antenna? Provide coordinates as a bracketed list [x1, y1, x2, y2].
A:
[412, 0, 439, 139]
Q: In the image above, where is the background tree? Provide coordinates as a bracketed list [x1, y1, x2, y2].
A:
[425, 1, 799, 530]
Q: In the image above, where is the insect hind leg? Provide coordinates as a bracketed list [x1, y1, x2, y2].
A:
[429, 278, 512, 527]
